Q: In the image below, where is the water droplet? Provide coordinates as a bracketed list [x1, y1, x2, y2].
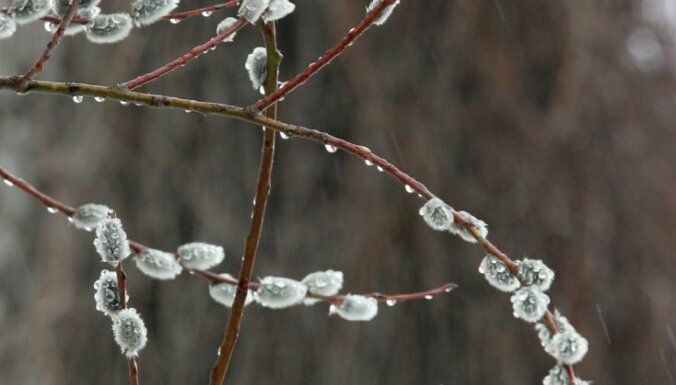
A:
[217, 347, 221, 356]
[325, 144, 337, 153]
[386, 299, 397, 307]
[169, 18, 181, 24]
[119, 101, 129, 106]
[184, 109, 191, 113]
[94, 96, 105, 103]
[364, 159, 373, 166]
[47, 207, 58, 214]
[444, 286, 454, 293]
[188, 270, 195, 275]
[3, 179, 14, 187]
[134, 103, 142, 107]
[44, 22, 54, 32]
[280, 132, 289, 139]
[376, 166, 384, 172]
[405, 184, 414, 193]
[424, 295, 433, 300]
[67, 217, 73, 223]
[72, 95, 83, 104]
[201, 10, 213, 17]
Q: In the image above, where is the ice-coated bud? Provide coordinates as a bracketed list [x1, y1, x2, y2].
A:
[93, 269, 126, 315]
[255, 276, 307, 309]
[535, 309, 575, 348]
[52, 0, 101, 16]
[261, 0, 295, 23]
[208, 273, 254, 307]
[478, 255, 520, 292]
[419, 197, 453, 231]
[517, 258, 555, 292]
[245, 46, 267, 91]
[329, 294, 378, 321]
[543, 365, 591, 385]
[85, 13, 133, 44]
[449, 210, 488, 243]
[131, 0, 179, 27]
[111, 308, 147, 358]
[177, 242, 225, 270]
[237, 0, 270, 24]
[134, 248, 182, 280]
[510, 285, 550, 323]
[301, 270, 343, 305]
[93, 218, 131, 265]
[366, 0, 400, 26]
[0, 14, 17, 40]
[545, 329, 589, 365]
[216, 17, 238, 41]
[71, 203, 112, 231]
[10, 0, 51, 24]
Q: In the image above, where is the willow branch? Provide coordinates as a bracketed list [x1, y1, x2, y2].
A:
[18, 0, 80, 90]
[251, 0, 397, 112]
[119, 18, 247, 90]
[115, 259, 140, 385]
[208, 21, 281, 385]
[0, 77, 577, 379]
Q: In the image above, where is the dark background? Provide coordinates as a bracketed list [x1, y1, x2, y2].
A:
[0, 1, 674, 384]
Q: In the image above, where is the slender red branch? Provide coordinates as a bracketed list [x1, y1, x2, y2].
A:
[2, 1, 240, 25]
[115, 262, 140, 385]
[127, 359, 139, 385]
[251, 0, 397, 112]
[119, 18, 247, 90]
[208, 22, 281, 385]
[0, 165, 76, 216]
[18, 0, 80, 90]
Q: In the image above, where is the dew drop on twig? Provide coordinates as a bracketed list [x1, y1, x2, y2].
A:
[201, 10, 213, 17]
[364, 159, 373, 166]
[47, 207, 58, 214]
[169, 18, 180, 24]
[424, 295, 433, 300]
[94, 96, 105, 103]
[386, 299, 397, 307]
[405, 184, 414, 193]
[119, 101, 129, 106]
[3, 179, 14, 187]
[376, 166, 384, 172]
[72, 95, 83, 104]
[324, 144, 337, 153]
[279, 132, 289, 139]
[44, 22, 53, 32]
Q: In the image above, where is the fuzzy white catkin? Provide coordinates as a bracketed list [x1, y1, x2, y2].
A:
[86, 13, 133, 44]
[237, 0, 270, 24]
[112, 308, 147, 358]
[419, 197, 454, 231]
[510, 285, 550, 323]
[261, 0, 295, 23]
[10, 0, 51, 24]
[301, 270, 343, 305]
[0, 14, 17, 40]
[478, 255, 520, 292]
[255, 276, 307, 309]
[517, 258, 555, 292]
[93, 270, 126, 315]
[134, 249, 182, 280]
[366, 0, 400, 26]
[52, 0, 101, 16]
[216, 17, 238, 41]
[449, 210, 488, 243]
[71, 203, 112, 231]
[245, 46, 268, 91]
[93, 218, 131, 265]
[545, 329, 589, 365]
[330, 295, 378, 321]
[208, 273, 254, 307]
[535, 309, 575, 348]
[131, 0, 179, 27]
[176, 242, 225, 270]
[542, 365, 591, 385]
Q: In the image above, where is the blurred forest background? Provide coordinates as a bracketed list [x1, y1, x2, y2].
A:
[0, 0, 674, 384]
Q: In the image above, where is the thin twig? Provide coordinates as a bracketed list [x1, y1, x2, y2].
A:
[17, 0, 80, 91]
[118, 18, 247, 90]
[251, 0, 397, 112]
[208, 21, 281, 385]
[115, 262, 140, 385]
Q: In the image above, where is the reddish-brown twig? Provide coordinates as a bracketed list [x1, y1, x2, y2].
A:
[208, 22, 281, 385]
[17, 0, 80, 91]
[115, 261, 140, 385]
[118, 18, 247, 90]
[251, 0, 397, 112]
